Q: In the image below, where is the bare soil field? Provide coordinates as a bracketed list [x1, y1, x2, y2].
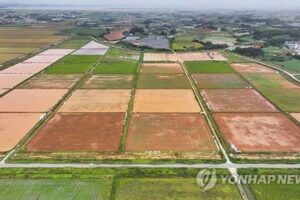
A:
[0, 113, 42, 152]
[103, 28, 128, 41]
[80, 75, 135, 89]
[215, 113, 300, 152]
[27, 113, 125, 152]
[0, 63, 51, 74]
[39, 49, 74, 56]
[24, 55, 64, 63]
[133, 89, 201, 113]
[0, 74, 33, 89]
[137, 74, 190, 89]
[231, 63, 276, 73]
[19, 74, 82, 89]
[177, 52, 227, 61]
[192, 74, 249, 89]
[140, 63, 184, 74]
[177, 52, 211, 61]
[291, 113, 300, 123]
[126, 113, 216, 152]
[201, 89, 277, 113]
[143, 52, 226, 62]
[0, 89, 67, 112]
[143, 53, 177, 62]
[59, 89, 131, 112]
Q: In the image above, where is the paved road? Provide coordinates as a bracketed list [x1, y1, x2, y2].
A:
[1, 162, 300, 169]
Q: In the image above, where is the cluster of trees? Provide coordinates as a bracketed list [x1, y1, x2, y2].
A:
[234, 47, 264, 57]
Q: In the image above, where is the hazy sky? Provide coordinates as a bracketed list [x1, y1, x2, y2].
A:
[2, 0, 300, 10]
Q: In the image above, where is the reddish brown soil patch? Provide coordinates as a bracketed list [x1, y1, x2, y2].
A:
[201, 89, 277, 113]
[215, 113, 300, 152]
[133, 89, 201, 113]
[27, 113, 125, 152]
[103, 28, 129, 41]
[126, 113, 216, 152]
[0, 74, 33, 89]
[231, 63, 275, 73]
[0, 113, 42, 152]
[0, 89, 67, 112]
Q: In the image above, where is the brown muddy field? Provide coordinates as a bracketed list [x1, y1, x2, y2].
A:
[231, 63, 276, 73]
[24, 55, 64, 63]
[0, 89, 67, 112]
[126, 113, 216, 152]
[0, 63, 50, 74]
[59, 89, 131, 113]
[20, 74, 82, 89]
[133, 89, 201, 113]
[291, 113, 300, 123]
[201, 89, 277, 113]
[80, 75, 135, 89]
[140, 63, 184, 74]
[192, 74, 249, 89]
[0, 113, 41, 152]
[215, 113, 300, 152]
[27, 113, 125, 152]
[0, 74, 33, 89]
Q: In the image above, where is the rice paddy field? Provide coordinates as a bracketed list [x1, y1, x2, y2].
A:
[183, 56, 300, 159]
[92, 48, 139, 74]
[0, 25, 67, 65]
[115, 177, 241, 200]
[45, 55, 101, 74]
[185, 61, 235, 74]
[240, 169, 300, 200]
[0, 178, 113, 200]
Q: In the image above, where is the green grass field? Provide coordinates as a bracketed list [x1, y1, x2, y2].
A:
[251, 184, 300, 200]
[259, 88, 300, 112]
[185, 61, 235, 74]
[45, 62, 94, 74]
[240, 169, 300, 200]
[59, 55, 101, 63]
[108, 47, 139, 60]
[56, 39, 89, 49]
[115, 177, 241, 200]
[243, 73, 298, 90]
[274, 59, 300, 73]
[172, 34, 203, 51]
[137, 74, 190, 89]
[93, 61, 138, 74]
[223, 52, 250, 63]
[0, 178, 113, 200]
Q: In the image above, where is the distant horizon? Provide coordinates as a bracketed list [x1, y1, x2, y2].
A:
[1, 0, 300, 11]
